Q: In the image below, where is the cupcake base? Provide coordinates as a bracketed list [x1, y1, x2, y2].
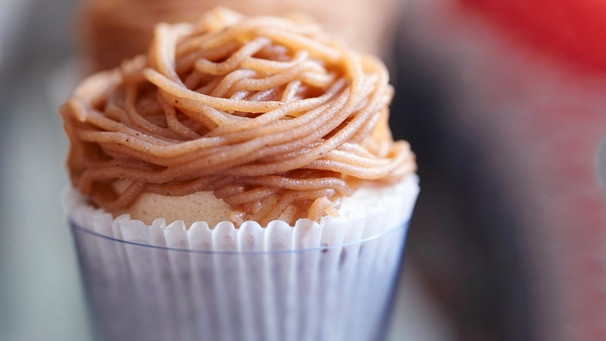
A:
[73, 220, 409, 341]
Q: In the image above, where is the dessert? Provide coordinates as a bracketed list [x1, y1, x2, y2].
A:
[63, 8, 418, 341]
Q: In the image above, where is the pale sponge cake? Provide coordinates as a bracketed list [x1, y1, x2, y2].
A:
[117, 190, 232, 227]
[117, 179, 416, 228]
[61, 7, 416, 227]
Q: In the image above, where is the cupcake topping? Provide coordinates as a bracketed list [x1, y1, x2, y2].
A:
[62, 7, 416, 225]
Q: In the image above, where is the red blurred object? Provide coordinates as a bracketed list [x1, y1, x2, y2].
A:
[460, 0, 606, 73]
[401, 0, 606, 339]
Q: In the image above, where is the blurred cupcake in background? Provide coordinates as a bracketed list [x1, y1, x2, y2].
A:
[76, 0, 402, 73]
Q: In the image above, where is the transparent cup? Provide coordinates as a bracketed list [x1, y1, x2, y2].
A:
[71, 220, 409, 341]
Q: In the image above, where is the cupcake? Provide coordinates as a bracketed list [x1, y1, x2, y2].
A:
[76, 0, 402, 72]
[62, 7, 418, 341]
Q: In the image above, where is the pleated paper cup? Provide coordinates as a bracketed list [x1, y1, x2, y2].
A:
[66, 175, 419, 341]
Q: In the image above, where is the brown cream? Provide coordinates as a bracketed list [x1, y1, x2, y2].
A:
[62, 8, 416, 226]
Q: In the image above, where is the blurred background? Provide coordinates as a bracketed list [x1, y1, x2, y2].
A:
[1, 0, 605, 340]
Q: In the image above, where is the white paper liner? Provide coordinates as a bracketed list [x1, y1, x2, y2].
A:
[67, 175, 419, 341]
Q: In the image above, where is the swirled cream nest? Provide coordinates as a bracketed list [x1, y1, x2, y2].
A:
[62, 7, 416, 226]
